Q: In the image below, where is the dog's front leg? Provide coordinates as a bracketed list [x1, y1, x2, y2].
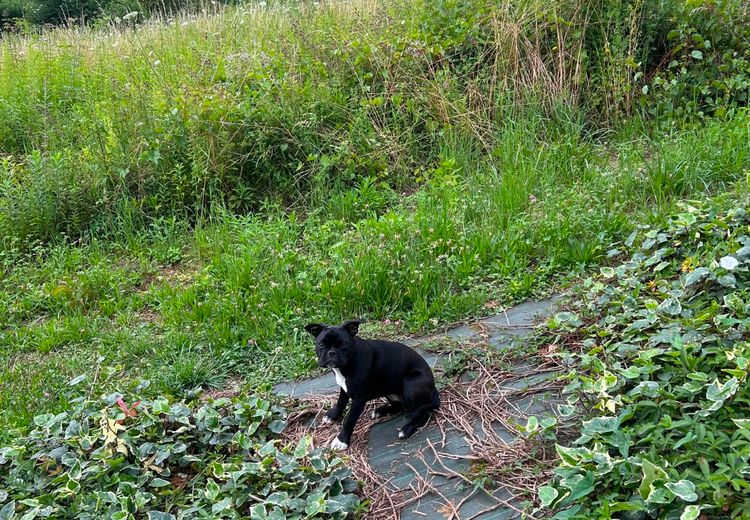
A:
[330, 397, 366, 451]
[323, 389, 349, 424]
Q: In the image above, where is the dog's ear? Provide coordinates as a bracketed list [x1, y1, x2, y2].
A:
[304, 323, 326, 338]
[340, 319, 365, 337]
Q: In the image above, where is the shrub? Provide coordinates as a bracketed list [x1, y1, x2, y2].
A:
[643, 0, 750, 119]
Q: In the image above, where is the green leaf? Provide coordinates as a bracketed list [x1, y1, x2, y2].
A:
[0, 502, 15, 520]
[552, 505, 581, 519]
[581, 416, 618, 435]
[691, 50, 703, 60]
[152, 398, 170, 414]
[259, 440, 277, 457]
[538, 485, 559, 507]
[295, 436, 315, 459]
[666, 480, 697, 502]
[150, 478, 171, 488]
[147, 512, 176, 520]
[212, 497, 233, 514]
[619, 366, 642, 379]
[681, 505, 701, 520]
[658, 297, 682, 316]
[558, 404, 577, 417]
[565, 472, 595, 501]
[639, 458, 668, 501]
[205, 479, 221, 501]
[67, 375, 86, 386]
[718, 273, 737, 287]
[719, 255, 739, 270]
[268, 420, 287, 434]
[684, 267, 710, 286]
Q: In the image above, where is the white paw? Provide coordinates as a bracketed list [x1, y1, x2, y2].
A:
[330, 438, 349, 451]
[370, 410, 381, 420]
[321, 416, 334, 425]
[398, 430, 406, 439]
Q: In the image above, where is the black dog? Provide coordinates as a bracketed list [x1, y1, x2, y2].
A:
[304, 320, 440, 451]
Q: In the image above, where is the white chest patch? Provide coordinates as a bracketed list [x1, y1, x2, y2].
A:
[332, 368, 348, 393]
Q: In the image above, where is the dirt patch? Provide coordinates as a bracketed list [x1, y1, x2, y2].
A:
[136, 260, 203, 294]
[200, 378, 244, 402]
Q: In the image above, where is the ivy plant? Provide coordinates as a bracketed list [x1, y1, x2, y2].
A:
[542, 198, 750, 519]
[0, 386, 361, 519]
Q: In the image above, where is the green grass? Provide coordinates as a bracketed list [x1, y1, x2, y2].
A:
[1, 0, 750, 431]
[2, 108, 749, 429]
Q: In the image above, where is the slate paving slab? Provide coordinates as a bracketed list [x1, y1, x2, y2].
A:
[273, 296, 563, 519]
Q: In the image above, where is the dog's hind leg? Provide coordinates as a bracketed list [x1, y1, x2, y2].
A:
[371, 400, 404, 419]
[398, 402, 435, 439]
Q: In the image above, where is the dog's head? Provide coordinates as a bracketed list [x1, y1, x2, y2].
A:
[304, 320, 365, 368]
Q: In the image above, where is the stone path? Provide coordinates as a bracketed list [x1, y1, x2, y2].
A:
[274, 296, 563, 519]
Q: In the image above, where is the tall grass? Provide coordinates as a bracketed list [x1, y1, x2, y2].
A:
[0, 0, 678, 248]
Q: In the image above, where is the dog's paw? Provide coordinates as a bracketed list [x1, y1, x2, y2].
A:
[330, 438, 349, 451]
[370, 410, 381, 420]
[321, 415, 335, 425]
[398, 429, 407, 439]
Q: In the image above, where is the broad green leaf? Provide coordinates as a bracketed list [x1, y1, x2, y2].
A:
[294, 436, 312, 459]
[718, 273, 737, 287]
[265, 492, 289, 506]
[719, 255, 739, 270]
[565, 472, 595, 501]
[0, 502, 15, 520]
[684, 267, 710, 286]
[619, 366, 642, 379]
[639, 458, 668, 500]
[552, 505, 581, 519]
[205, 479, 221, 501]
[558, 404, 577, 417]
[211, 497, 233, 514]
[538, 485, 559, 507]
[666, 480, 697, 502]
[658, 297, 682, 316]
[581, 416, 618, 435]
[681, 505, 701, 520]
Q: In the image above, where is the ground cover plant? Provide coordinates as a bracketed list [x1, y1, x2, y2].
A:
[540, 192, 750, 518]
[0, 379, 362, 519]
